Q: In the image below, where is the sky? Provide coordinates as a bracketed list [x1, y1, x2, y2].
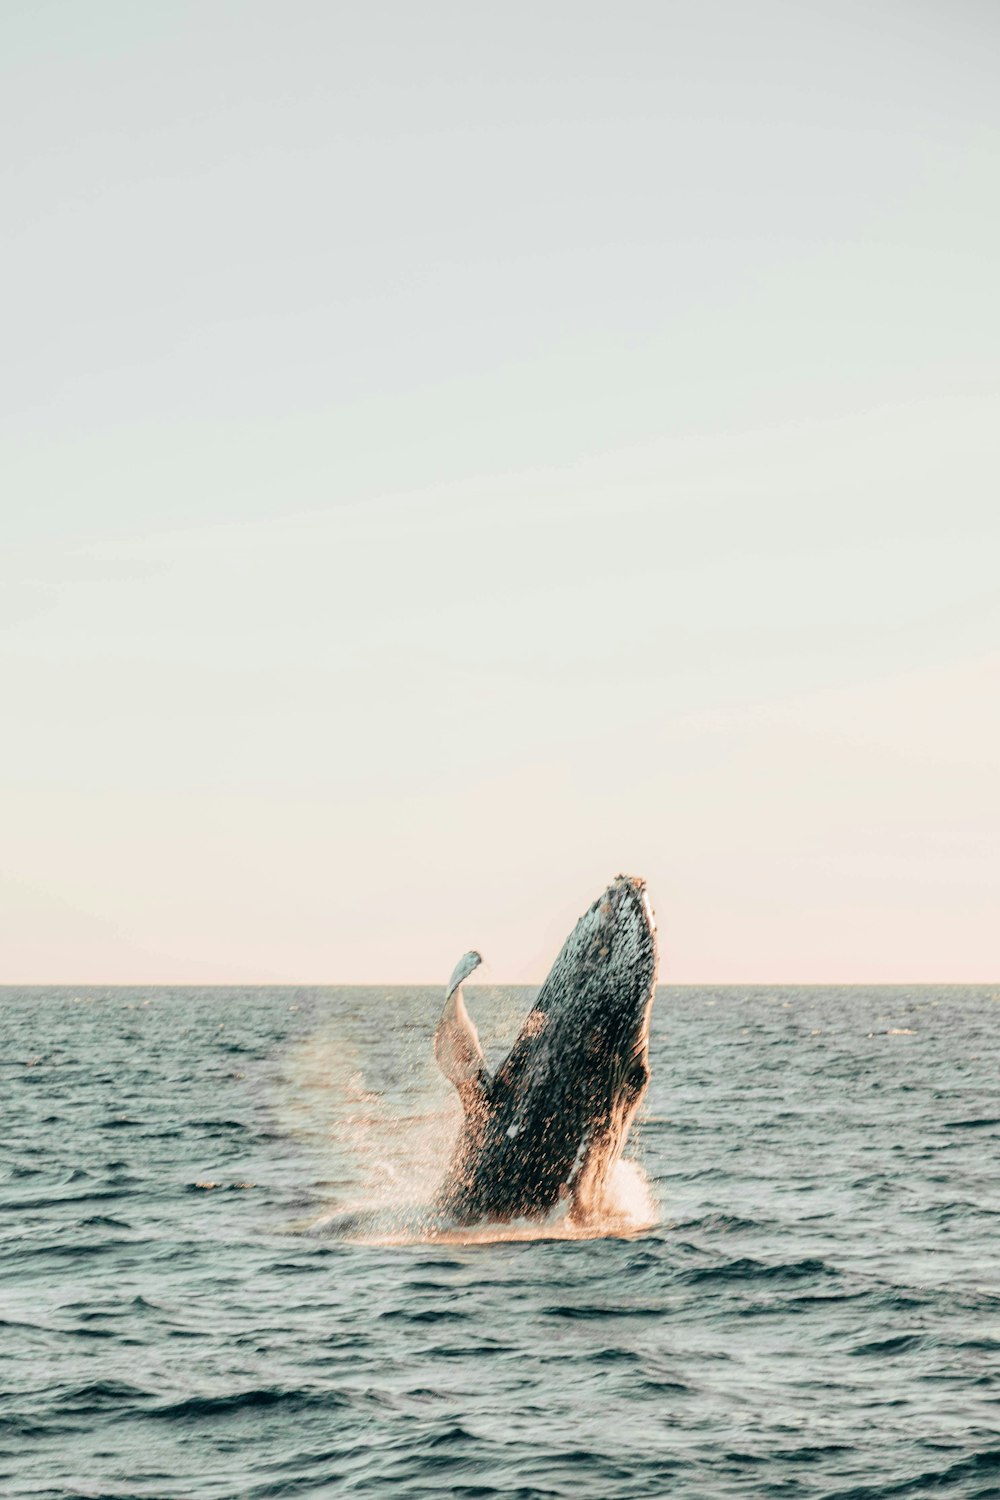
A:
[2, 1, 998, 983]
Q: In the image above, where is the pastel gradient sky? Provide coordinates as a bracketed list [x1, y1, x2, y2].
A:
[2, 2, 998, 983]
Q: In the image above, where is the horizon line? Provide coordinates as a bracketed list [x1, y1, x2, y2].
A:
[1, 979, 996, 989]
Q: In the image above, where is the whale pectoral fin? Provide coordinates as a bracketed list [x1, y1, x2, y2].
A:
[434, 950, 492, 1109]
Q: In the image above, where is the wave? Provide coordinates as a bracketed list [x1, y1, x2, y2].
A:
[849, 1333, 929, 1356]
[677, 1255, 835, 1285]
[148, 1387, 350, 1422]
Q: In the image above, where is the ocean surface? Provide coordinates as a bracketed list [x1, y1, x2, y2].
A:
[2, 984, 998, 1500]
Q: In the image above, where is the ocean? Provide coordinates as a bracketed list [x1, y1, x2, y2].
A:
[2, 984, 998, 1499]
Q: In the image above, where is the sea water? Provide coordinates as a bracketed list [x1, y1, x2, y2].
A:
[2, 985, 997, 1499]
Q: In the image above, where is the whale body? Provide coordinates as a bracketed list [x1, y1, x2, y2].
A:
[434, 875, 658, 1226]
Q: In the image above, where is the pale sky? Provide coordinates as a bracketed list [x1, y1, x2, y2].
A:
[2, 1, 998, 983]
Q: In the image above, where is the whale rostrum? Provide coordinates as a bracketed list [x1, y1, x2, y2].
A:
[434, 875, 658, 1225]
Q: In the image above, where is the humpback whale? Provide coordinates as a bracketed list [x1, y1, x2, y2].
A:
[434, 875, 658, 1226]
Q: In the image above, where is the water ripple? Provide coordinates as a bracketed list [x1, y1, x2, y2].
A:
[1, 983, 996, 1500]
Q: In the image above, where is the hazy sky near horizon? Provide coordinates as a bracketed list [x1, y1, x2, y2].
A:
[2, 1, 998, 983]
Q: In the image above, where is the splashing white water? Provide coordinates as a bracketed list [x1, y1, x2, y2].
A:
[309, 1152, 658, 1246]
[269, 1025, 458, 1217]
[271, 1001, 658, 1246]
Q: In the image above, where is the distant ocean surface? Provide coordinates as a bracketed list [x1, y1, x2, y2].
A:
[2, 984, 998, 1500]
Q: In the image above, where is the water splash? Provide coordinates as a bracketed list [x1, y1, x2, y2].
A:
[269, 1024, 459, 1217]
[309, 1154, 658, 1246]
[417, 1158, 659, 1246]
[273, 1015, 657, 1245]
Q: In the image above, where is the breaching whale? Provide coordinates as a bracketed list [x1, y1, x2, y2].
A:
[434, 874, 658, 1226]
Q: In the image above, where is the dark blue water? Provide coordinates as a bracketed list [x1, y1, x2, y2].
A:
[2, 985, 998, 1499]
